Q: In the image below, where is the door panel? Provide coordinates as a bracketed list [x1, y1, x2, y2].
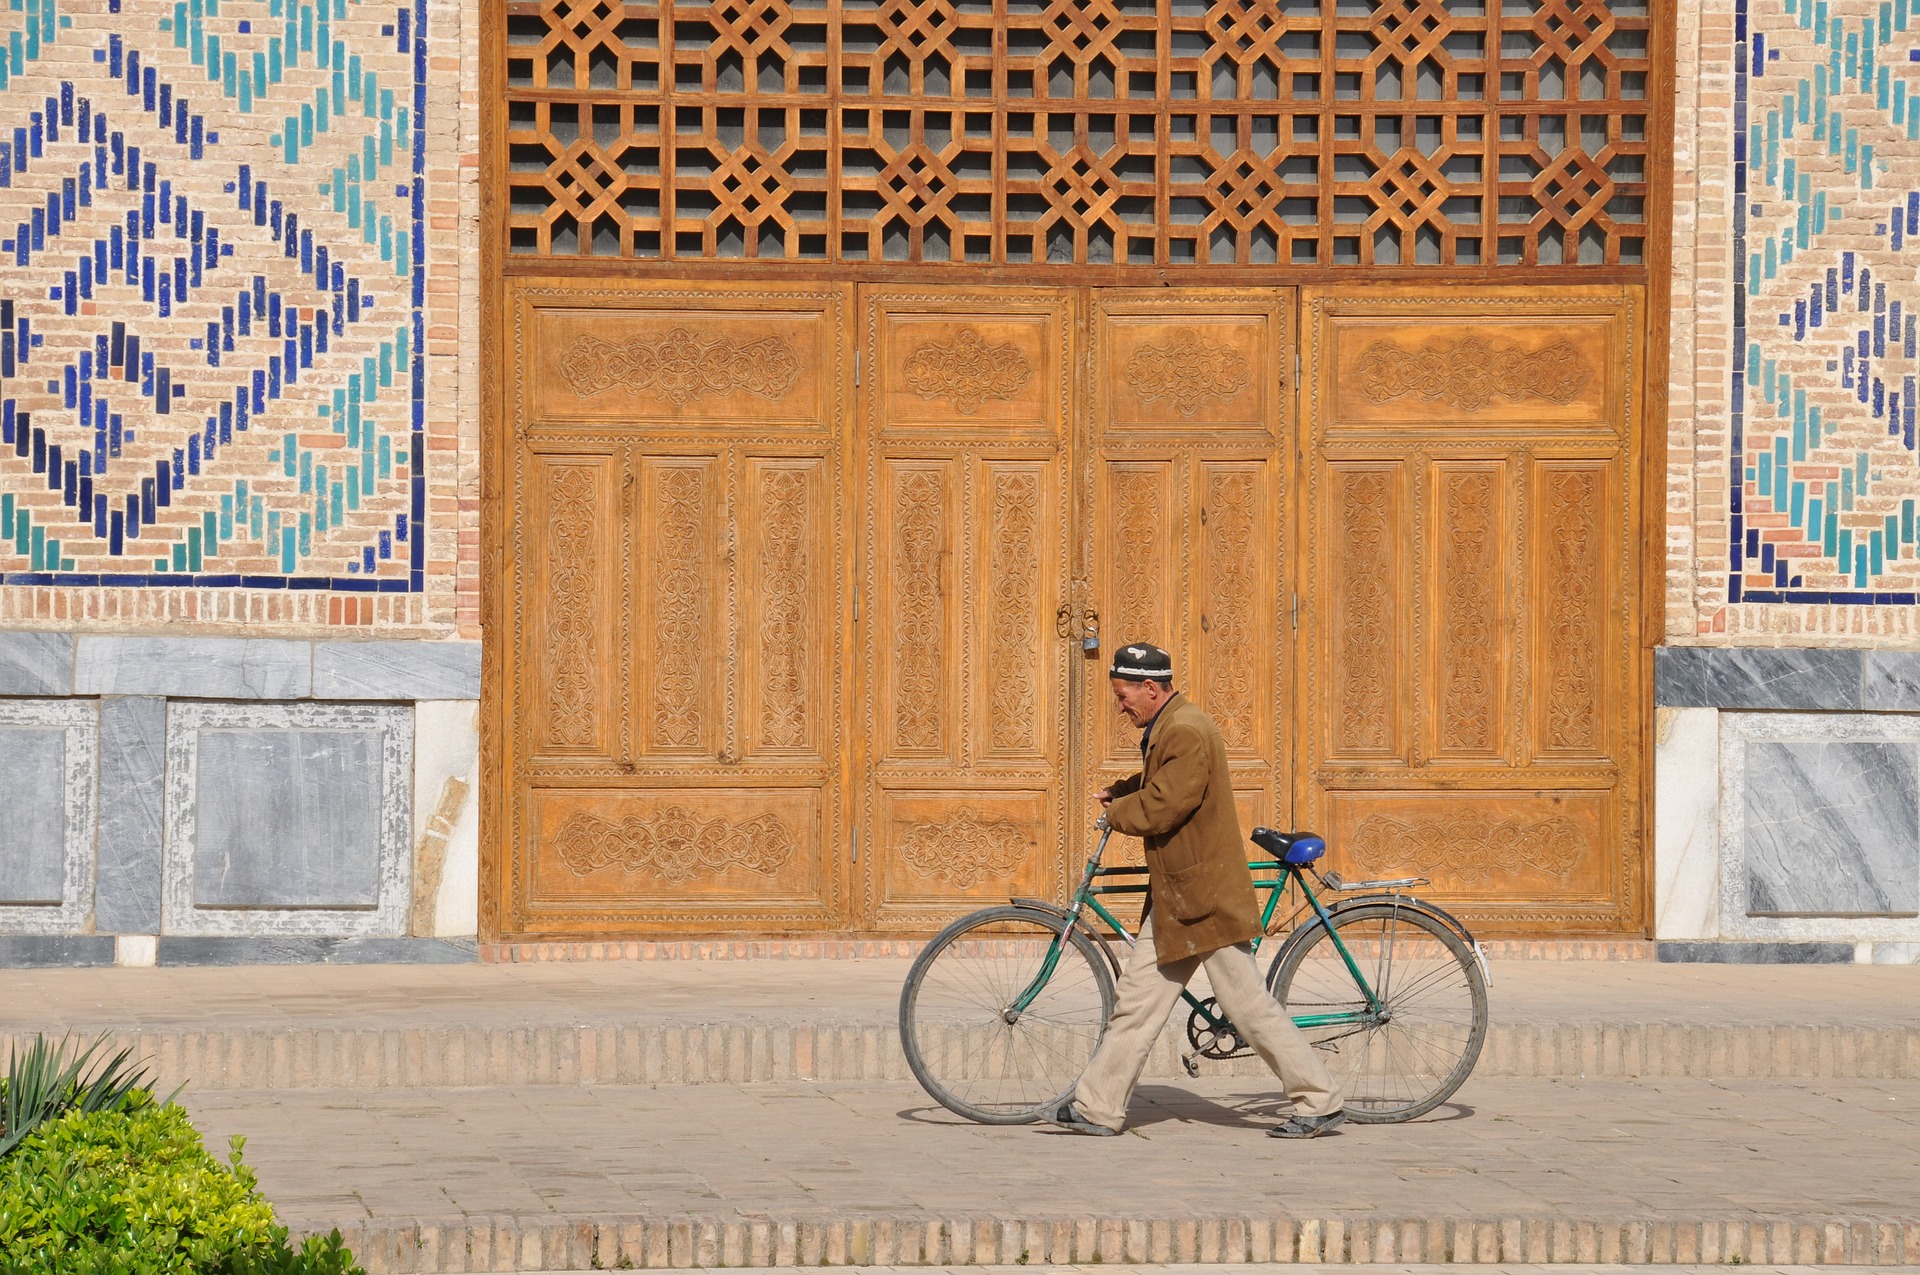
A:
[859, 289, 1075, 930]
[1299, 287, 1645, 935]
[500, 281, 854, 937]
[1084, 291, 1296, 888]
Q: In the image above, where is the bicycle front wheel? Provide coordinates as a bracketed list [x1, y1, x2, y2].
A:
[1268, 902, 1487, 1123]
[899, 905, 1116, 1124]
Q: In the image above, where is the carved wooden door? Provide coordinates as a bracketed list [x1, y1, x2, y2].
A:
[856, 288, 1078, 930]
[1081, 290, 1297, 897]
[1297, 286, 1646, 935]
[496, 281, 855, 937]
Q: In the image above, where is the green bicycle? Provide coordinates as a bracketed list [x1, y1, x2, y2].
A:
[898, 824, 1490, 1125]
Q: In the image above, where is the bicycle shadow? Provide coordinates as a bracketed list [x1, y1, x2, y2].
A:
[1125, 1084, 1476, 1130]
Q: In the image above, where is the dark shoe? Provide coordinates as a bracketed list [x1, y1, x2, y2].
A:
[1268, 1110, 1346, 1139]
[1040, 1097, 1121, 1136]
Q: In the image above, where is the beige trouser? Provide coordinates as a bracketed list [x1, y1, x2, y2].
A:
[1072, 915, 1343, 1131]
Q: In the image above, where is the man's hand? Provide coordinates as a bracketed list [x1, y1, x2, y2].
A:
[1095, 787, 1115, 806]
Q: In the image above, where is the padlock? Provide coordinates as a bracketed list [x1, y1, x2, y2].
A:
[1081, 610, 1100, 652]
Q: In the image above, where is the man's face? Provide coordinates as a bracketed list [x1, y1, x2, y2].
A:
[1110, 676, 1168, 727]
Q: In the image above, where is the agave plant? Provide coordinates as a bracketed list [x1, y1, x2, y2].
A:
[0, 1031, 158, 1157]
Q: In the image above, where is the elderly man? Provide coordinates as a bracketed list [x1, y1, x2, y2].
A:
[1042, 643, 1347, 1139]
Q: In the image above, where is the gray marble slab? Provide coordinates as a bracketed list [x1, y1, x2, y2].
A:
[1656, 941, 1855, 964]
[192, 727, 385, 909]
[312, 641, 480, 700]
[163, 701, 412, 938]
[1656, 646, 1865, 709]
[0, 631, 73, 695]
[1864, 651, 1920, 710]
[0, 727, 71, 905]
[156, 936, 478, 965]
[76, 637, 311, 699]
[1743, 740, 1920, 916]
[0, 936, 115, 968]
[93, 697, 167, 934]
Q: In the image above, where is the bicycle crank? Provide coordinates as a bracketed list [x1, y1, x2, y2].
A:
[1184, 997, 1250, 1061]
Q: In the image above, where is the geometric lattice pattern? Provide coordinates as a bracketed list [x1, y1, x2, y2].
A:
[1732, 0, 1920, 603]
[502, 0, 1651, 268]
[0, 0, 425, 590]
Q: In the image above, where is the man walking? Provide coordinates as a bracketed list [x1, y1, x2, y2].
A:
[1042, 643, 1347, 1139]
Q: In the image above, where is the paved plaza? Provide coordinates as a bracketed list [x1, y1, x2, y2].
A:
[4, 958, 1918, 1271]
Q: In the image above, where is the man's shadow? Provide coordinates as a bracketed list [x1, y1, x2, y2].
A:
[1122, 1084, 1475, 1130]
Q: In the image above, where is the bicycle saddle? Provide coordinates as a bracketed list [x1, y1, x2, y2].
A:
[1249, 827, 1326, 865]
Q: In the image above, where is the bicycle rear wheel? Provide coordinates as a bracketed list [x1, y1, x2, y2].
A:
[899, 905, 1116, 1125]
[1267, 902, 1487, 1123]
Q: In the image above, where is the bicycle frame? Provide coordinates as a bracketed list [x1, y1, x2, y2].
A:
[1006, 829, 1387, 1036]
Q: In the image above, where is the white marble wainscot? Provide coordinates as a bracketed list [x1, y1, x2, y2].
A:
[412, 701, 479, 938]
[1719, 711, 1920, 941]
[1654, 707, 1721, 940]
[0, 700, 98, 935]
[162, 701, 414, 938]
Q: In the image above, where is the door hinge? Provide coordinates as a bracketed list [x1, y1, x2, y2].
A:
[852, 829, 859, 863]
[854, 585, 861, 622]
[855, 351, 862, 386]
[1291, 593, 1298, 630]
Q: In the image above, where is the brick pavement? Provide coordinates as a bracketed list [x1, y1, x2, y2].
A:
[178, 1074, 1920, 1272]
[9, 960, 1920, 1090]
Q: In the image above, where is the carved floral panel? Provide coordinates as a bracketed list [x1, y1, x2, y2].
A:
[1199, 466, 1261, 754]
[1432, 465, 1505, 759]
[644, 459, 718, 756]
[533, 458, 612, 758]
[1536, 462, 1610, 758]
[890, 464, 952, 758]
[1327, 465, 1400, 759]
[984, 465, 1046, 757]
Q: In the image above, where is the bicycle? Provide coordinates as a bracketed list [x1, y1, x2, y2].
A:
[898, 822, 1490, 1126]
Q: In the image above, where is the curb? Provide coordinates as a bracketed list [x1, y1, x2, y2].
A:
[12, 1020, 1917, 1090]
[308, 1213, 1920, 1273]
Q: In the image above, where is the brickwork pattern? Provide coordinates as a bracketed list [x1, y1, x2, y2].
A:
[0, 0, 474, 634]
[1675, 0, 1920, 641]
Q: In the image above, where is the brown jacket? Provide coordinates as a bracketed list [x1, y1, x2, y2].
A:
[1105, 693, 1261, 963]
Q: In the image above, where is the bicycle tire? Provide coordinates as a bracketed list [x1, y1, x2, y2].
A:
[899, 905, 1117, 1125]
[1267, 901, 1487, 1123]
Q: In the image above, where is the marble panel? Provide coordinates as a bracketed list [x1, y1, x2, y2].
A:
[156, 936, 478, 965]
[413, 701, 480, 938]
[314, 642, 482, 701]
[1712, 648, 1864, 709]
[1654, 707, 1721, 940]
[0, 728, 71, 905]
[1656, 941, 1856, 964]
[1653, 646, 1719, 707]
[1863, 652, 1920, 711]
[1743, 741, 1918, 916]
[0, 632, 74, 695]
[163, 702, 412, 937]
[0, 701, 97, 936]
[94, 697, 166, 934]
[193, 728, 385, 909]
[0, 936, 116, 968]
[1721, 712, 1920, 943]
[76, 637, 311, 699]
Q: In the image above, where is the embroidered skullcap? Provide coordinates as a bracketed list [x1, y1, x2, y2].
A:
[1110, 643, 1174, 682]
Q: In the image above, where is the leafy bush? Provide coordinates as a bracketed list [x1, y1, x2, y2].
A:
[1, 1033, 156, 1158]
[0, 1096, 362, 1275]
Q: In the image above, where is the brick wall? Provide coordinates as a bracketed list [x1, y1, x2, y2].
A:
[1671, 0, 1920, 644]
[0, 0, 477, 638]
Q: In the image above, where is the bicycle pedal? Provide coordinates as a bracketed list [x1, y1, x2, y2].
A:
[1180, 1053, 1201, 1078]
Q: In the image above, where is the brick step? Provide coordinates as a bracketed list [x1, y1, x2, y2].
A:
[19, 1017, 1917, 1090]
[312, 1212, 1920, 1274]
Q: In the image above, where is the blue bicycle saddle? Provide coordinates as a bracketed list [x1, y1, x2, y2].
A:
[1250, 827, 1327, 865]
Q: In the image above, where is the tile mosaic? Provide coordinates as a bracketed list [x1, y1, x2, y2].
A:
[1732, 0, 1920, 603]
[0, 0, 428, 591]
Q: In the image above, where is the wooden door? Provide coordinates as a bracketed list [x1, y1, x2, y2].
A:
[1081, 291, 1297, 894]
[1298, 286, 1646, 935]
[857, 289, 1078, 930]
[498, 281, 855, 937]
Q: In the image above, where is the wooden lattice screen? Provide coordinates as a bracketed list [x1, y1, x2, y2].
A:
[500, 0, 1652, 269]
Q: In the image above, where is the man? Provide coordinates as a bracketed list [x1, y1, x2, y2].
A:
[1042, 643, 1347, 1139]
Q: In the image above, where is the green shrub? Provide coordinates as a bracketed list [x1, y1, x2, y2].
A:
[0, 1096, 362, 1275]
[1, 1033, 157, 1159]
